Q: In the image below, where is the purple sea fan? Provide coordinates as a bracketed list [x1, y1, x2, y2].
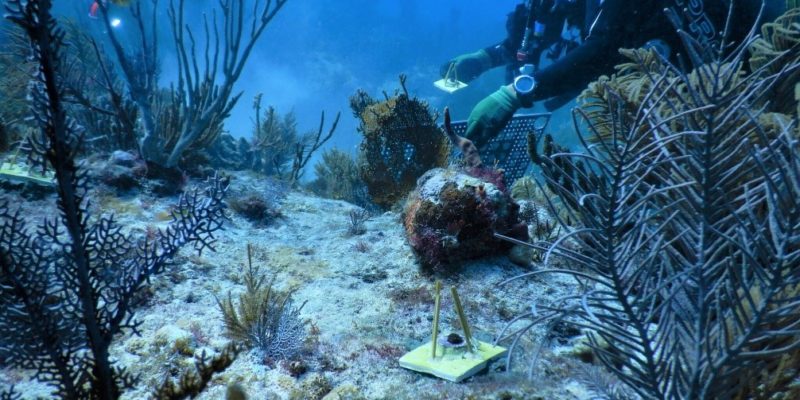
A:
[250, 297, 308, 363]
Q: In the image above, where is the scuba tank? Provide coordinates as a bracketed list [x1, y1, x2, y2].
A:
[505, 0, 548, 83]
[511, 0, 586, 111]
[516, 1, 581, 65]
[515, 0, 547, 67]
[511, 0, 581, 80]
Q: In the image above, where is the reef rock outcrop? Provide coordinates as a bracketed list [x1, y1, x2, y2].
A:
[403, 167, 527, 272]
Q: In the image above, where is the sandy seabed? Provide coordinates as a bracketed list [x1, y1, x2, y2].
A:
[1, 171, 595, 400]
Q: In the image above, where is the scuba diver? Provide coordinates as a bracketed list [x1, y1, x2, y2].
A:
[442, 0, 788, 149]
[441, 0, 585, 98]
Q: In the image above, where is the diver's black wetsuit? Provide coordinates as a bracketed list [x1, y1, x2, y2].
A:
[483, 0, 783, 102]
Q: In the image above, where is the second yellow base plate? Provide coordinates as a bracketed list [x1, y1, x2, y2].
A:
[433, 78, 468, 94]
[0, 162, 54, 186]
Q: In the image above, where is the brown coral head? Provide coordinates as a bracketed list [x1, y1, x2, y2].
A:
[467, 166, 507, 193]
[445, 219, 466, 235]
[505, 222, 530, 242]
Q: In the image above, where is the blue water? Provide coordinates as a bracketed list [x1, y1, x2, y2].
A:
[53, 0, 523, 165]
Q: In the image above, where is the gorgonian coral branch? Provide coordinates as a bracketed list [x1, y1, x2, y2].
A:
[1, 1, 230, 398]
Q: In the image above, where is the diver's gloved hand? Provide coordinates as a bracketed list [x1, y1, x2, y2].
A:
[465, 85, 522, 148]
[440, 49, 493, 83]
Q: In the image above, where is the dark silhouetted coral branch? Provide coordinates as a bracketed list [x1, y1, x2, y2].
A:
[289, 110, 340, 186]
[500, 7, 800, 400]
[0, 1, 229, 398]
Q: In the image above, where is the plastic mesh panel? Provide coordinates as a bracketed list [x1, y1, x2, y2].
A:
[448, 113, 551, 184]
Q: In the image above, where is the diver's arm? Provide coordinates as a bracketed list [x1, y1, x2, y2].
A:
[457, 2, 571, 78]
[483, 40, 515, 68]
[531, 0, 629, 100]
[464, 0, 636, 148]
[440, 37, 517, 82]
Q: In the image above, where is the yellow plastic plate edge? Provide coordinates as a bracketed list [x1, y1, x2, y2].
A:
[0, 162, 55, 185]
[399, 340, 507, 382]
[433, 78, 468, 94]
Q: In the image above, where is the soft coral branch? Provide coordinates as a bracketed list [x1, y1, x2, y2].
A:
[1, 1, 230, 398]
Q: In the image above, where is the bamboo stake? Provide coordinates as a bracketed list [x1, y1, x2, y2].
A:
[451, 286, 474, 353]
[431, 281, 442, 358]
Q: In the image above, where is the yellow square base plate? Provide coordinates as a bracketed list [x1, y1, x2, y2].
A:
[433, 78, 468, 94]
[0, 162, 54, 186]
[399, 340, 507, 382]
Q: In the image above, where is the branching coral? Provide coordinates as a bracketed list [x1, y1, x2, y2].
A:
[96, 0, 160, 158]
[309, 148, 367, 205]
[246, 94, 339, 185]
[579, 30, 798, 147]
[0, 23, 33, 151]
[749, 8, 800, 116]
[0, 23, 30, 117]
[101, 0, 288, 168]
[574, 38, 796, 220]
[217, 244, 307, 363]
[250, 96, 301, 177]
[0, 2, 230, 399]
[346, 208, 371, 236]
[352, 75, 450, 209]
[58, 20, 139, 153]
[290, 115, 340, 186]
[152, 343, 240, 400]
[499, 8, 800, 400]
[145, 84, 227, 177]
